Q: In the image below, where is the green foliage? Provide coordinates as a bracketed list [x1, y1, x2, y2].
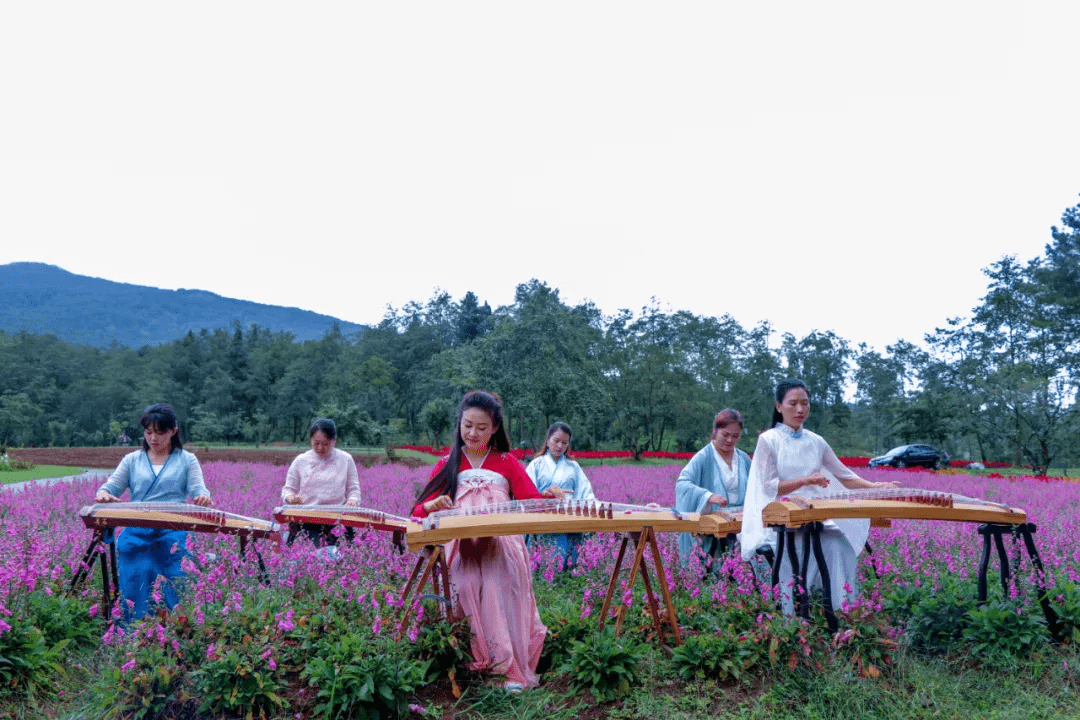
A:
[538, 614, 593, 674]
[559, 627, 645, 702]
[195, 648, 286, 719]
[671, 631, 759, 681]
[964, 600, 1047, 661]
[1050, 579, 1080, 643]
[0, 621, 68, 700]
[302, 633, 429, 719]
[91, 646, 183, 720]
[831, 605, 900, 678]
[405, 618, 473, 684]
[0, 455, 33, 471]
[902, 584, 975, 654]
[22, 592, 98, 649]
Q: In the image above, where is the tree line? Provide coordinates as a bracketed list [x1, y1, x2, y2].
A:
[2, 199, 1078, 474]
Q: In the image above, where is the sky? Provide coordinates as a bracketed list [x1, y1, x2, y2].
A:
[2, 1, 1078, 354]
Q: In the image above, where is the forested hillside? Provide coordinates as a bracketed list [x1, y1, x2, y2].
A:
[0, 262, 364, 347]
[1, 200, 1078, 472]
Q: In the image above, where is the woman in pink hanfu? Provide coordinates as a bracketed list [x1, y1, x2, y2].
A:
[414, 390, 560, 692]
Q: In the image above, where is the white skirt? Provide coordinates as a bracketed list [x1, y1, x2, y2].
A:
[775, 527, 859, 616]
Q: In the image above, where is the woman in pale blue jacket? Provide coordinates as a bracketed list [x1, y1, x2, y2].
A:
[675, 409, 750, 568]
[95, 404, 212, 620]
[525, 422, 595, 571]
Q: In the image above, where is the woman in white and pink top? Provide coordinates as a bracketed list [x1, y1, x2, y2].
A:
[281, 418, 360, 545]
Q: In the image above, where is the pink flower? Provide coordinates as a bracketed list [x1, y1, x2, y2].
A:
[121, 659, 137, 672]
[276, 609, 295, 632]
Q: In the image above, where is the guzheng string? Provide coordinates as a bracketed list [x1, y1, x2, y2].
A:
[87, 502, 228, 525]
[421, 498, 681, 530]
[782, 487, 1011, 511]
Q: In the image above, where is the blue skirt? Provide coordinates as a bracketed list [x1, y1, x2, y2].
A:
[115, 526, 189, 621]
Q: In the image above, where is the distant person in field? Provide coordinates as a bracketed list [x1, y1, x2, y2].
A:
[95, 403, 213, 621]
[525, 421, 596, 571]
[413, 390, 547, 692]
[741, 380, 898, 615]
[675, 409, 751, 569]
[280, 418, 361, 546]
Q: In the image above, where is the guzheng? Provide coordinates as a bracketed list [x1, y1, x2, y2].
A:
[406, 498, 740, 552]
[79, 502, 280, 539]
[273, 505, 419, 533]
[762, 488, 1027, 527]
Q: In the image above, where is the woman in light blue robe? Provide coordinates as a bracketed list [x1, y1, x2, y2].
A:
[95, 404, 212, 621]
[525, 422, 596, 571]
[675, 409, 750, 568]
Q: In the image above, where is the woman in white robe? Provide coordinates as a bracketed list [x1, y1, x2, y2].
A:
[741, 380, 898, 615]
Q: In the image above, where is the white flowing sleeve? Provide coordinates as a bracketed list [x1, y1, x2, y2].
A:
[740, 433, 779, 560]
[821, 441, 861, 482]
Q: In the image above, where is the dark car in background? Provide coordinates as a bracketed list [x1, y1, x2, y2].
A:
[868, 444, 949, 470]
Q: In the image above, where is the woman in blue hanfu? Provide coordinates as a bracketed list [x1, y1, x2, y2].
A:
[675, 409, 751, 569]
[95, 403, 212, 620]
[740, 380, 898, 615]
[525, 422, 596, 571]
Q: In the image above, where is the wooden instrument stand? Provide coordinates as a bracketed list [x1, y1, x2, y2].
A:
[397, 525, 686, 648]
[396, 545, 453, 640]
[597, 527, 682, 647]
[69, 528, 121, 611]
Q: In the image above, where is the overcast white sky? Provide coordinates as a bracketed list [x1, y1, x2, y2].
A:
[2, 1, 1077, 353]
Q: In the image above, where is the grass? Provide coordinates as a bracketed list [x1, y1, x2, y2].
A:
[0, 464, 93, 484]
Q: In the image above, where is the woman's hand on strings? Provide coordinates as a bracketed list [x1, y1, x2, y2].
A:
[424, 495, 453, 513]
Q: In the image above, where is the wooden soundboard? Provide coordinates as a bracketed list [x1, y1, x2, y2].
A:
[79, 502, 280, 539]
[273, 505, 420, 534]
[762, 493, 1027, 527]
[406, 501, 740, 552]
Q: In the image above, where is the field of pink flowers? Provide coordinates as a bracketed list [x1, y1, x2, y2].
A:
[2, 461, 1079, 717]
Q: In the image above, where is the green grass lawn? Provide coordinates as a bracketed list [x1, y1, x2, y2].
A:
[0, 465, 94, 484]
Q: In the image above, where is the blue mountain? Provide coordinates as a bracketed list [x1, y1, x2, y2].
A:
[0, 262, 364, 347]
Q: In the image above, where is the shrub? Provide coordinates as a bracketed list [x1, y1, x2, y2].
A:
[539, 615, 593, 674]
[672, 631, 760, 681]
[91, 646, 183, 720]
[0, 620, 67, 700]
[964, 600, 1047, 661]
[559, 626, 645, 702]
[904, 587, 975, 654]
[195, 647, 286, 719]
[406, 618, 472, 685]
[832, 604, 900, 678]
[302, 632, 429, 719]
[24, 592, 98, 649]
[1050, 579, 1080, 644]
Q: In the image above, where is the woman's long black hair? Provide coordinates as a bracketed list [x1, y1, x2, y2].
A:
[538, 421, 573, 458]
[771, 379, 809, 427]
[415, 390, 511, 505]
[140, 403, 184, 452]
